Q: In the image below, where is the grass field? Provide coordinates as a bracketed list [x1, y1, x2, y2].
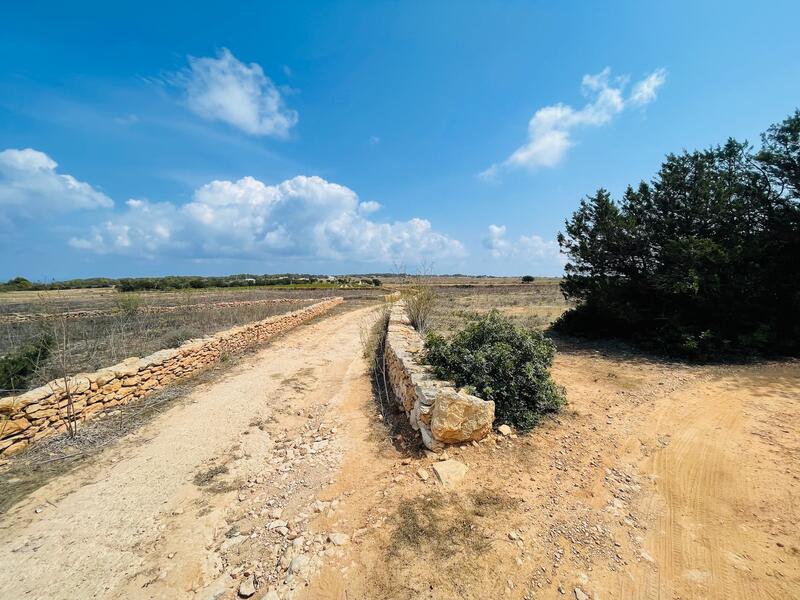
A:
[0, 285, 386, 314]
[0, 286, 387, 394]
[426, 279, 570, 335]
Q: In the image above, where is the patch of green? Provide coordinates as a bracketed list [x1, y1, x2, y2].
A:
[425, 311, 565, 430]
[0, 333, 51, 392]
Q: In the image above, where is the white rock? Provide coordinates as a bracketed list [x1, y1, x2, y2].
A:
[220, 535, 247, 552]
[196, 574, 229, 600]
[431, 460, 468, 488]
[328, 532, 350, 546]
[498, 424, 512, 436]
[288, 554, 310, 575]
[574, 588, 590, 600]
[238, 574, 256, 598]
[267, 520, 288, 529]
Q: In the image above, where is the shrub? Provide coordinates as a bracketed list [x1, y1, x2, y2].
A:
[424, 311, 565, 430]
[521, 275, 535, 283]
[0, 333, 52, 393]
[160, 326, 202, 348]
[404, 284, 436, 334]
[113, 292, 143, 316]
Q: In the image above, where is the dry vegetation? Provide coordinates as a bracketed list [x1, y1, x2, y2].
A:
[0, 285, 385, 315]
[427, 279, 570, 335]
[0, 297, 315, 392]
[0, 287, 387, 393]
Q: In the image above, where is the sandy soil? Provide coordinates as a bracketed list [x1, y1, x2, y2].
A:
[1, 307, 798, 599]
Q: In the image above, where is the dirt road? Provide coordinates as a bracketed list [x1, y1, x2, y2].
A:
[0, 304, 381, 599]
[1, 306, 798, 599]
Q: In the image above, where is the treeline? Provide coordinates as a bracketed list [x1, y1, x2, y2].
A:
[0, 274, 382, 293]
[555, 110, 800, 359]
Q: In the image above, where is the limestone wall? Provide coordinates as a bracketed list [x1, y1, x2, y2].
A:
[0, 297, 343, 456]
[384, 303, 494, 451]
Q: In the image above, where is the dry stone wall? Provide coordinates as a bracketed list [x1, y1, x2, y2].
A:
[0, 297, 343, 456]
[384, 303, 494, 451]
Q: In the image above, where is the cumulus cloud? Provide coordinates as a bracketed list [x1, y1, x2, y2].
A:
[178, 48, 298, 137]
[70, 175, 464, 263]
[481, 67, 667, 178]
[0, 148, 113, 216]
[482, 224, 562, 263]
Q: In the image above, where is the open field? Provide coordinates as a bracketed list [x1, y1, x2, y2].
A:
[0, 297, 317, 392]
[428, 279, 570, 333]
[0, 287, 387, 393]
[0, 287, 797, 599]
[0, 285, 387, 315]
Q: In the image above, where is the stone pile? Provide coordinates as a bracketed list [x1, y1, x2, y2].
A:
[0, 297, 343, 456]
[384, 303, 494, 450]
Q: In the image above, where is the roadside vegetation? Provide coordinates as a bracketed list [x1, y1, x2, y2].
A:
[0, 297, 317, 394]
[555, 110, 800, 359]
[359, 304, 392, 418]
[424, 311, 565, 430]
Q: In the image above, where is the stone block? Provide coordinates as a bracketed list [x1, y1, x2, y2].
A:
[431, 389, 494, 444]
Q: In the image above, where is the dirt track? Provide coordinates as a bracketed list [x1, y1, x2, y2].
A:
[0, 307, 798, 599]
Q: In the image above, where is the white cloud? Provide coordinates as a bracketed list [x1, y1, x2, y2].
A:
[482, 224, 511, 257]
[483, 67, 666, 177]
[71, 175, 464, 264]
[482, 224, 562, 263]
[630, 68, 667, 106]
[0, 148, 113, 216]
[358, 200, 381, 214]
[179, 48, 298, 137]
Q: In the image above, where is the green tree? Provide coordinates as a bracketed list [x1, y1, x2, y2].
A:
[555, 112, 800, 358]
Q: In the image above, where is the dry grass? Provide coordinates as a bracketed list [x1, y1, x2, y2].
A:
[0, 286, 387, 315]
[372, 488, 523, 598]
[193, 464, 229, 487]
[0, 297, 319, 393]
[389, 493, 489, 557]
[429, 280, 570, 335]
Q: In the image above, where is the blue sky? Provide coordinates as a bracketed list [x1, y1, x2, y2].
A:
[1, 1, 798, 280]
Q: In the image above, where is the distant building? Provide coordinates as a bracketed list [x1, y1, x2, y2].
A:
[241, 278, 256, 285]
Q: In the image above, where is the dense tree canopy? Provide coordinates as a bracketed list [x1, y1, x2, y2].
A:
[555, 110, 800, 359]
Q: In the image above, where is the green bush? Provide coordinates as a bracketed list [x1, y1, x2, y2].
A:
[160, 326, 202, 348]
[113, 292, 143, 316]
[424, 311, 565, 430]
[0, 334, 52, 393]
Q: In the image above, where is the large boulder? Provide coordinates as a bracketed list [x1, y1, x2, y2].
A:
[430, 389, 494, 443]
